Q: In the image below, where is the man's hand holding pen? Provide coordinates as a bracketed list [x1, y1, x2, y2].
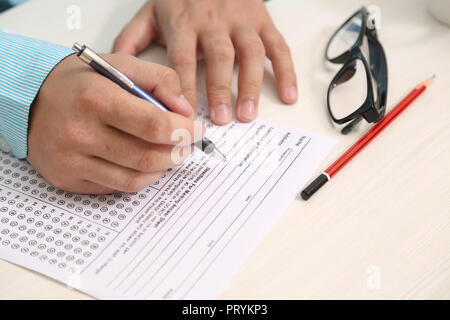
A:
[28, 54, 204, 194]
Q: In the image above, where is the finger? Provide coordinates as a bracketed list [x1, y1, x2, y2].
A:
[108, 55, 195, 118]
[81, 156, 167, 193]
[89, 126, 193, 173]
[260, 25, 298, 104]
[199, 29, 235, 125]
[113, 2, 157, 56]
[100, 86, 205, 145]
[61, 180, 117, 195]
[167, 30, 198, 114]
[41, 153, 118, 194]
[231, 27, 265, 122]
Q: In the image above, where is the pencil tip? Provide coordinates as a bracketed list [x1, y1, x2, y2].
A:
[418, 75, 436, 89]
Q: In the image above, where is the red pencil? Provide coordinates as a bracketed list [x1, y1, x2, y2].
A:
[301, 75, 435, 200]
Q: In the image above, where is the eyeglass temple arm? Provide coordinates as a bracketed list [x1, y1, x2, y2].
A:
[366, 33, 388, 118]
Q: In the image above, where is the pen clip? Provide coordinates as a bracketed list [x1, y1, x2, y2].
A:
[72, 43, 134, 90]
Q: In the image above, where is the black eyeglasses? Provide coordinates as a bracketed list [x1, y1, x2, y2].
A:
[325, 7, 388, 134]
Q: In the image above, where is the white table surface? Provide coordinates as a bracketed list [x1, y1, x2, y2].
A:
[0, 0, 449, 299]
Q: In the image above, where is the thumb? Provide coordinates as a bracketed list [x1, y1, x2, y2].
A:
[113, 1, 157, 56]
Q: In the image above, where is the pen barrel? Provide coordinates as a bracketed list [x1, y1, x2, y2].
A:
[301, 173, 329, 201]
[90, 60, 131, 91]
[90, 61, 169, 112]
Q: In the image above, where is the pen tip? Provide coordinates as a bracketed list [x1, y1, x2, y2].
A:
[213, 148, 228, 163]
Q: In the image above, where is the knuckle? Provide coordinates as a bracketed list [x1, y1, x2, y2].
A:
[78, 86, 102, 110]
[171, 11, 191, 31]
[161, 67, 179, 84]
[209, 40, 235, 61]
[60, 125, 81, 145]
[153, 171, 166, 184]
[240, 80, 261, 94]
[181, 84, 196, 95]
[120, 172, 155, 193]
[136, 150, 156, 172]
[270, 39, 291, 57]
[121, 173, 142, 193]
[144, 115, 170, 142]
[242, 40, 265, 58]
[170, 50, 193, 69]
[147, 172, 166, 187]
[50, 152, 77, 172]
[165, 116, 178, 138]
[168, 8, 191, 31]
[60, 124, 94, 148]
[209, 84, 232, 98]
[143, 115, 160, 133]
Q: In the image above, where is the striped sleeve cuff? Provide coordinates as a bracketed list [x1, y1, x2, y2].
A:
[0, 30, 74, 159]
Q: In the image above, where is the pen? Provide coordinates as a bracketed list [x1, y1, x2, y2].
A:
[72, 43, 227, 162]
[301, 75, 435, 200]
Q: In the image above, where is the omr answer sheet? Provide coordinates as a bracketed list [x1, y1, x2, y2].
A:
[0, 102, 335, 299]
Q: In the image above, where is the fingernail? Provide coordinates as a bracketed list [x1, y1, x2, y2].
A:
[285, 85, 298, 103]
[212, 104, 231, 124]
[238, 100, 256, 122]
[178, 95, 195, 118]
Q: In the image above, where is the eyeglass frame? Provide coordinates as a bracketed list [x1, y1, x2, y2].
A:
[325, 7, 388, 134]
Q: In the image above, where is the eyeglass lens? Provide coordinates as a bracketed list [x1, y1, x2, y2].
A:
[327, 10, 364, 60]
[329, 59, 368, 120]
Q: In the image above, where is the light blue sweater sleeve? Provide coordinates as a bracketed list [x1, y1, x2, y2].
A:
[0, 30, 73, 159]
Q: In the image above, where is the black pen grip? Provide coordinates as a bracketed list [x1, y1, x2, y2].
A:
[301, 173, 329, 201]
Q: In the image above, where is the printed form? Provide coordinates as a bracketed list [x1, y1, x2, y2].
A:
[0, 102, 335, 299]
